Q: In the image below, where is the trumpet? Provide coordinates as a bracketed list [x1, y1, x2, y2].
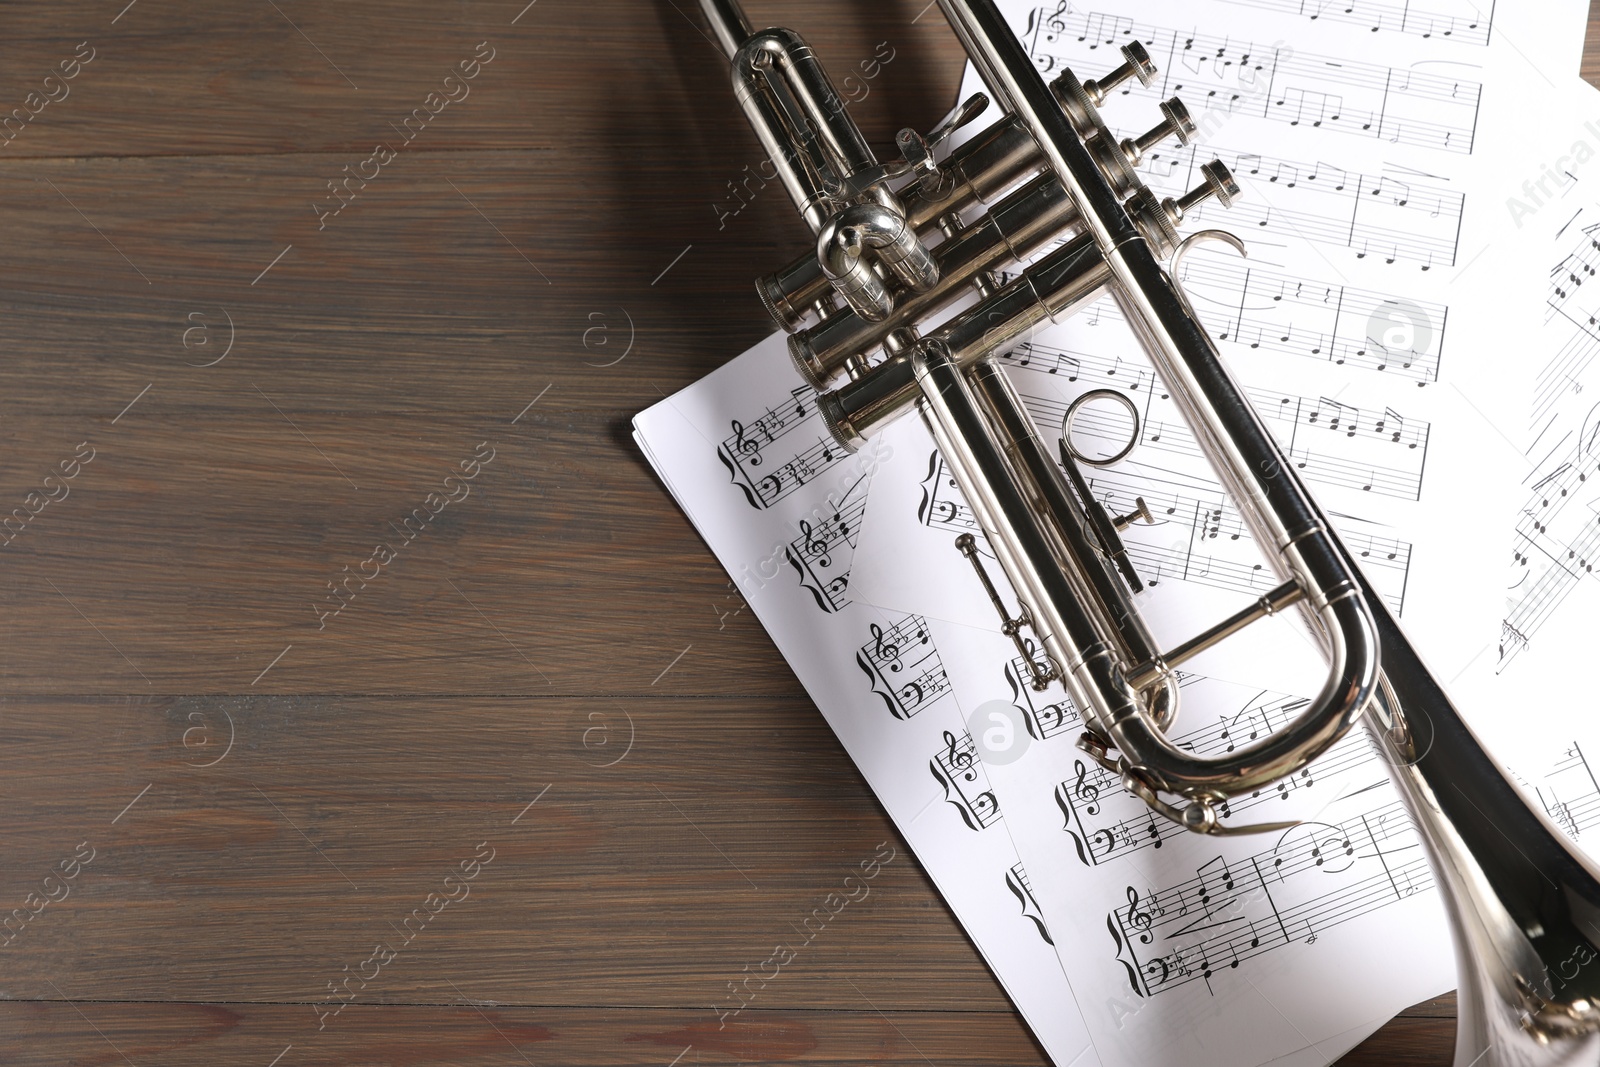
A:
[696, 0, 1600, 1062]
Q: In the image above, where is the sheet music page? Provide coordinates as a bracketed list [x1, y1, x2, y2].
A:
[1445, 78, 1600, 854]
[633, 334, 1383, 1067]
[632, 3, 1589, 1064]
[840, 2, 1587, 1065]
[858, 0, 1580, 680]
[632, 335, 1103, 1067]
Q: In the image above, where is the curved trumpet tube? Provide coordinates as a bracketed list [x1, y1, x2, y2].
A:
[816, 201, 941, 322]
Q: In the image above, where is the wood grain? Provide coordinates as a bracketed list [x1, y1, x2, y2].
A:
[0, 1, 1593, 1064]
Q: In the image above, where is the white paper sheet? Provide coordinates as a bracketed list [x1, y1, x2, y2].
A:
[632, 2, 1593, 1064]
[634, 334, 1101, 1067]
[1444, 77, 1600, 842]
[841, 2, 1584, 1065]
[635, 332, 1387, 1066]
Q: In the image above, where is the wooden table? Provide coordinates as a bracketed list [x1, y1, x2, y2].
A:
[0, 3, 1592, 1064]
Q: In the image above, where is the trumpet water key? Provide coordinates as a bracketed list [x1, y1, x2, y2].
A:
[696, 0, 1600, 1062]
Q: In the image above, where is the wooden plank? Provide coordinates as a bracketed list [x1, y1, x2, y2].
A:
[1587, 8, 1600, 86]
[1337, 1016, 1455, 1067]
[0, 1003, 1050, 1066]
[0, 2, 963, 160]
[0, 404, 804, 694]
[0, 696, 1010, 1010]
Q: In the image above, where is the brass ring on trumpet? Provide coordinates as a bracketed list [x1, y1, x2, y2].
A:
[1063, 388, 1140, 467]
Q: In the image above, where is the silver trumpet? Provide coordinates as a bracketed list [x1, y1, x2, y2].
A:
[697, 0, 1600, 1062]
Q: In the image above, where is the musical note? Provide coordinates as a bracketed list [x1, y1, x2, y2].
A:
[1145, 811, 1164, 851]
[1047, 352, 1081, 379]
[1110, 801, 1430, 997]
[717, 386, 846, 510]
[1214, 0, 1492, 45]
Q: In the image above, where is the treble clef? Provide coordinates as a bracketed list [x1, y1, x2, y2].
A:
[942, 729, 976, 777]
[1047, 0, 1068, 33]
[1126, 886, 1154, 943]
[730, 419, 762, 465]
[1072, 758, 1100, 810]
[870, 622, 901, 669]
[799, 519, 831, 566]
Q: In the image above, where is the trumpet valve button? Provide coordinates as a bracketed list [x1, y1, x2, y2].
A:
[1163, 159, 1241, 223]
[1121, 98, 1196, 167]
[1083, 41, 1156, 105]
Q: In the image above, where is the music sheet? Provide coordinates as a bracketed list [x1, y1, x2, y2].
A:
[1447, 77, 1600, 855]
[842, 2, 1584, 1065]
[635, 335, 1376, 1067]
[859, 0, 1578, 680]
[633, 3, 1591, 1066]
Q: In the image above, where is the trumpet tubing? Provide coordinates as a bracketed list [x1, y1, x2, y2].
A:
[697, 0, 1600, 1062]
